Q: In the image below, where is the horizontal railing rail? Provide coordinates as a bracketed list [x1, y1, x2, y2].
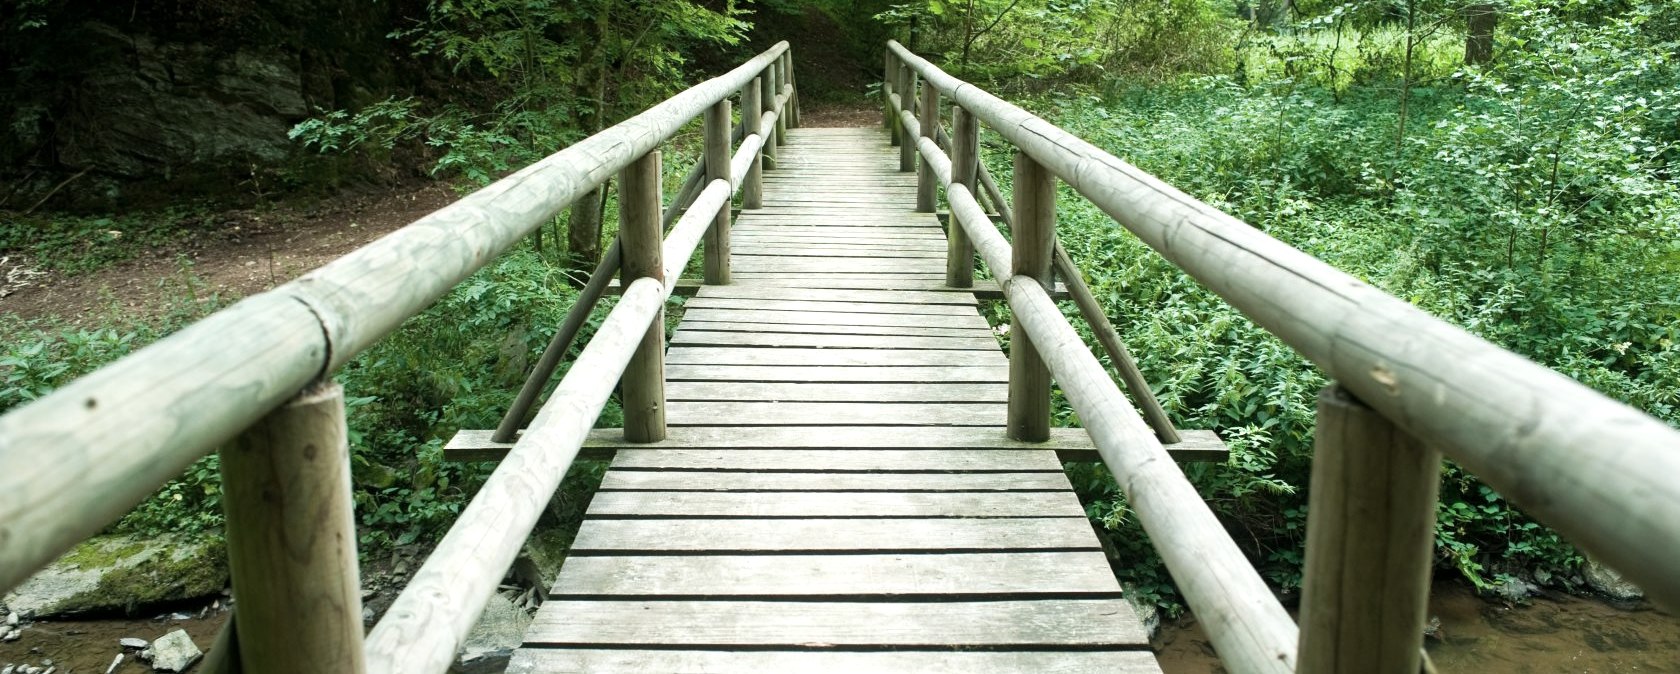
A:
[0, 42, 796, 674]
[886, 38, 1680, 673]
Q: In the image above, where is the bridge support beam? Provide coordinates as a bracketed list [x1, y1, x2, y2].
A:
[1007, 150, 1055, 442]
[220, 381, 366, 674]
[916, 84, 940, 213]
[741, 79, 763, 209]
[703, 99, 732, 285]
[775, 54, 790, 144]
[884, 51, 897, 137]
[1298, 384, 1440, 674]
[620, 151, 667, 443]
[946, 106, 978, 288]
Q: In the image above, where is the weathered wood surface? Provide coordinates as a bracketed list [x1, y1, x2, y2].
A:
[892, 39, 1680, 615]
[221, 382, 365, 674]
[509, 650, 1161, 674]
[0, 42, 794, 596]
[511, 126, 1160, 671]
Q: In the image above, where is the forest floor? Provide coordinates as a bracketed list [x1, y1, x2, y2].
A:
[0, 103, 877, 326]
[0, 182, 456, 325]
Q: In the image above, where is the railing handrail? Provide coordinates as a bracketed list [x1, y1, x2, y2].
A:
[0, 38, 787, 631]
[886, 37, 1680, 666]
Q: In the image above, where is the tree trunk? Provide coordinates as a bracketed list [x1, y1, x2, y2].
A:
[1464, 4, 1497, 66]
[567, 187, 606, 281]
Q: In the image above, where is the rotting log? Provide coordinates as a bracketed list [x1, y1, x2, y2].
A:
[221, 382, 365, 674]
[619, 151, 667, 443]
[0, 41, 790, 593]
[891, 39, 1680, 611]
[1298, 385, 1439, 674]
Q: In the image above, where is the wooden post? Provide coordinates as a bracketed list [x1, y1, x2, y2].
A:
[1008, 150, 1055, 441]
[884, 52, 896, 134]
[619, 151, 666, 443]
[774, 54, 789, 144]
[916, 82, 939, 213]
[1298, 384, 1441, 674]
[760, 67, 778, 168]
[741, 79, 763, 209]
[786, 52, 801, 128]
[899, 66, 917, 172]
[947, 106, 978, 288]
[703, 100, 732, 285]
[220, 381, 365, 674]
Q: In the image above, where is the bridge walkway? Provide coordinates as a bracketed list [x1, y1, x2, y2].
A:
[505, 127, 1160, 672]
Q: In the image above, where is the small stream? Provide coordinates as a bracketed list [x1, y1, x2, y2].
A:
[1156, 580, 1680, 673]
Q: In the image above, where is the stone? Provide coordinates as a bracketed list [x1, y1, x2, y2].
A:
[106, 654, 123, 674]
[4, 612, 16, 626]
[146, 630, 201, 672]
[2, 628, 17, 641]
[120, 637, 148, 649]
[510, 527, 570, 591]
[2, 534, 227, 619]
[1583, 558, 1643, 600]
[1120, 583, 1162, 641]
[452, 592, 532, 674]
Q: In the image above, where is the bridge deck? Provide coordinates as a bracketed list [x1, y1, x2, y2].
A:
[507, 127, 1161, 672]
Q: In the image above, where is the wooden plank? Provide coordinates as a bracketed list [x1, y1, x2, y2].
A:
[666, 365, 1008, 383]
[678, 320, 988, 338]
[509, 649, 1162, 674]
[523, 599, 1149, 647]
[664, 347, 1005, 367]
[552, 551, 1119, 597]
[667, 401, 1005, 426]
[735, 247, 946, 259]
[679, 308, 989, 329]
[696, 286, 977, 305]
[569, 517, 1096, 552]
[731, 236, 949, 249]
[665, 381, 1006, 402]
[447, 428, 1227, 463]
[585, 490, 1087, 517]
[598, 470, 1069, 491]
[609, 448, 1063, 472]
[733, 258, 945, 274]
[683, 297, 979, 316]
[671, 330, 996, 350]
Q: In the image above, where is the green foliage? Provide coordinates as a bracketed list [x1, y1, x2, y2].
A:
[1016, 0, 1679, 606]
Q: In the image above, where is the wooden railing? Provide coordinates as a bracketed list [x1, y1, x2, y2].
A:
[885, 40, 1680, 674]
[0, 43, 798, 674]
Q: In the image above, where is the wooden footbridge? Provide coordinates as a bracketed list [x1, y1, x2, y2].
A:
[3, 41, 1678, 674]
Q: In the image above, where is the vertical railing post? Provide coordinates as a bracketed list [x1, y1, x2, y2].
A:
[775, 53, 789, 144]
[620, 151, 666, 443]
[947, 106, 978, 288]
[785, 51, 801, 128]
[220, 381, 366, 673]
[741, 79, 763, 209]
[916, 81, 939, 213]
[884, 51, 897, 136]
[1008, 150, 1055, 442]
[899, 66, 918, 172]
[1297, 384, 1441, 674]
[703, 99, 732, 285]
[760, 64, 779, 168]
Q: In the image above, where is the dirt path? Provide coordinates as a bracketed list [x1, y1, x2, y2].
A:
[0, 183, 457, 325]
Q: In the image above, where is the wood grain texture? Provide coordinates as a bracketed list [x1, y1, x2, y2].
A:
[618, 151, 667, 443]
[509, 649, 1162, 674]
[587, 490, 1088, 518]
[664, 381, 1006, 402]
[569, 517, 1095, 552]
[670, 329, 997, 350]
[677, 320, 988, 338]
[221, 382, 365, 674]
[552, 551, 1119, 597]
[696, 285, 976, 304]
[683, 297, 980, 316]
[666, 364, 1008, 383]
[608, 448, 1063, 472]
[678, 308, 989, 329]
[597, 470, 1068, 492]
[666, 401, 1004, 426]
[665, 347, 1004, 367]
[524, 599, 1148, 647]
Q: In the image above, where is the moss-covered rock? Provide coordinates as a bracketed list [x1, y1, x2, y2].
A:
[3, 534, 228, 618]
